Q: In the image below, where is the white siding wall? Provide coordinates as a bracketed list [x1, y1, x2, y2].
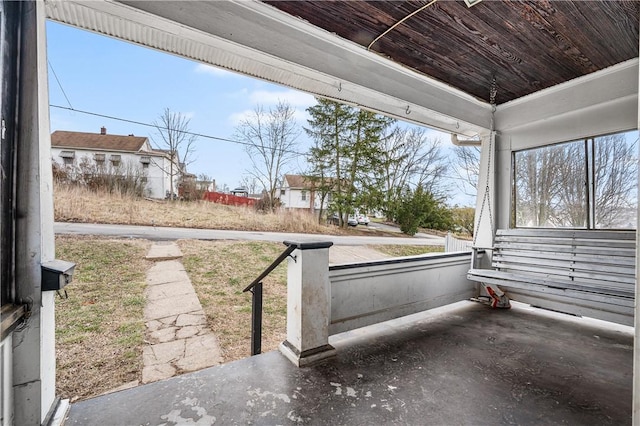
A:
[146, 155, 174, 199]
[50, 147, 171, 199]
[283, 188, 311, 209]
[281, 187, 330, 211]
[312, 191, 329, 211]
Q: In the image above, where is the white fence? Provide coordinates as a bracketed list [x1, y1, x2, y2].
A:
[444, 232, 473, 252]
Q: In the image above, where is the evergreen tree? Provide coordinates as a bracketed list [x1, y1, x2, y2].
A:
[305, 98, 393, 226]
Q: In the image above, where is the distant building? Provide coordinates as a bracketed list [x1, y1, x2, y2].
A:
[231, 187, 249, 197]
[279, 174, 333, 212]
[196, 179, 216, 192]
[50, 127, 184, 199]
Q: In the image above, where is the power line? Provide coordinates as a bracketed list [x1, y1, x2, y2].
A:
[48, 60, 74, 110]
[48, 104, 475, 184]
[49, 104, 310, 156]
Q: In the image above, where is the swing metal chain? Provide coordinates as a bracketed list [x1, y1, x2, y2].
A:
[472, 77, 497, 248]
[489, 76, 497, 106]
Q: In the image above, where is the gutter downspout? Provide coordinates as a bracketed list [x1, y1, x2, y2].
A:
[451, 134, 482, 147]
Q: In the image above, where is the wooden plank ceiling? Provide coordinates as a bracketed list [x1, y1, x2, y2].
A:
[263, 0, 639, 104]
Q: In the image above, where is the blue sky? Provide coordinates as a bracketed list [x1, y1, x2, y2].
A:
[46, 21, 472, 205]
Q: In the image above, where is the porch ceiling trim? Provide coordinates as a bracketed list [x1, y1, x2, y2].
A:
[45, 0, 492, 137]
[495, 59, 639, 133]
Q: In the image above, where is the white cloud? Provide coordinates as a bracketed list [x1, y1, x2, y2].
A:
[228, 107, 310, 127]
[194, 63, 236, 78]
[228, 109, 255, 126]
[228, 87, 250, 99]
[292, 108, 311, 124]
[180, 111, 196, 120]
[248, 89, 316, 107]
[227, 88, 315, 126]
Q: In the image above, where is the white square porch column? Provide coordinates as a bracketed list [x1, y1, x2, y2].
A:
[279, 241, 335, 367]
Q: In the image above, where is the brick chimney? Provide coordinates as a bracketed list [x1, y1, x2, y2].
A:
[100, 126, 106, 135]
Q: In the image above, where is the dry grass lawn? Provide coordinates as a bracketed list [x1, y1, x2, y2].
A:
[178, 240, 287, 362]
[372, 244, 444, 257]
[53, 237, 445, 401]
[55, 236, 150, 401]
[51, 187, 436, 399]
[54, 185, 371, 235]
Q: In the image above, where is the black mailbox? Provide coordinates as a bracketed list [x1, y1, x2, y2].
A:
[41, 259, 76, 291]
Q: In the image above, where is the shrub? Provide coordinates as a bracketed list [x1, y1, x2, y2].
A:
[451, 206, 475, 236]
[52, 156, 147, 197]
[178, 179, 206, 201]
[395, 186, 452, 236]
[253, 194, 282, 213]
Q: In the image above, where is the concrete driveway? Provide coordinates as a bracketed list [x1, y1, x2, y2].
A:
[328, 245, 391, 264]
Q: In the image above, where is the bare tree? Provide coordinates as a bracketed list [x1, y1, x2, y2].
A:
[198, 173, 215, 192]
[453, 145, 480, 196]
[514, 133, 637, 228]
[239, 175, 260, 196]
[593, 134, 638, 227]
[379, 127, 448, 220]
[515, 143, 572, 227]
[152, 108, 197, 199]
[235, 101, 300, 211]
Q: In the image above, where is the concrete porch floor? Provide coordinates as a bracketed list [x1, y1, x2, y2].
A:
[66, 301, 632, 425]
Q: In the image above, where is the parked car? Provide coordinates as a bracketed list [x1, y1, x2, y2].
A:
[328, 213, 358, 226]
[357, 214, 370, 225]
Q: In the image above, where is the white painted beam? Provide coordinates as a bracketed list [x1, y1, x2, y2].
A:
[45, 0, 492, 136]
[495, 59, 638, 134]
[633, 26, 640, 426]
[12, 1, 56, 424]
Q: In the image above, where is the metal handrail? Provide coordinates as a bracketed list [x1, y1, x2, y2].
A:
[243, 242, 297, 355]
[243, 243, 296, 293]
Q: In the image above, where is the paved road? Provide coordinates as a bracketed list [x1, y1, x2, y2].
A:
[54, 222, 445, 246]
[367, 221, 435, 239]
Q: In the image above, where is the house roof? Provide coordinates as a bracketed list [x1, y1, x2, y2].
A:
[285, 174, 337, 190]
[51, 130, 149, 152]
[284, 175, 307, 189]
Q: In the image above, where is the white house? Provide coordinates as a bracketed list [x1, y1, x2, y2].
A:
[279, 174, 332, 212]
[50, 127, 181, 199]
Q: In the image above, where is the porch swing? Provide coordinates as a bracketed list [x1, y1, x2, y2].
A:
[466, 80, 636, 326]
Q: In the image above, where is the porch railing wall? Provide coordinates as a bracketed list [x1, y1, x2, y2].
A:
[328, 252, 477, 335]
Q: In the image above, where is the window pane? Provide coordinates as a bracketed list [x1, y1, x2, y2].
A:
[594, 131, 638, 229]
[515, 141, 587, 228]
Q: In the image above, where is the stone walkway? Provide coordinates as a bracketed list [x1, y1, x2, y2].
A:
[142, 242, 222, 383]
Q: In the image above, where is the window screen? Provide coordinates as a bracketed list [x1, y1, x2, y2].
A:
[513, 130, 637, 229]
